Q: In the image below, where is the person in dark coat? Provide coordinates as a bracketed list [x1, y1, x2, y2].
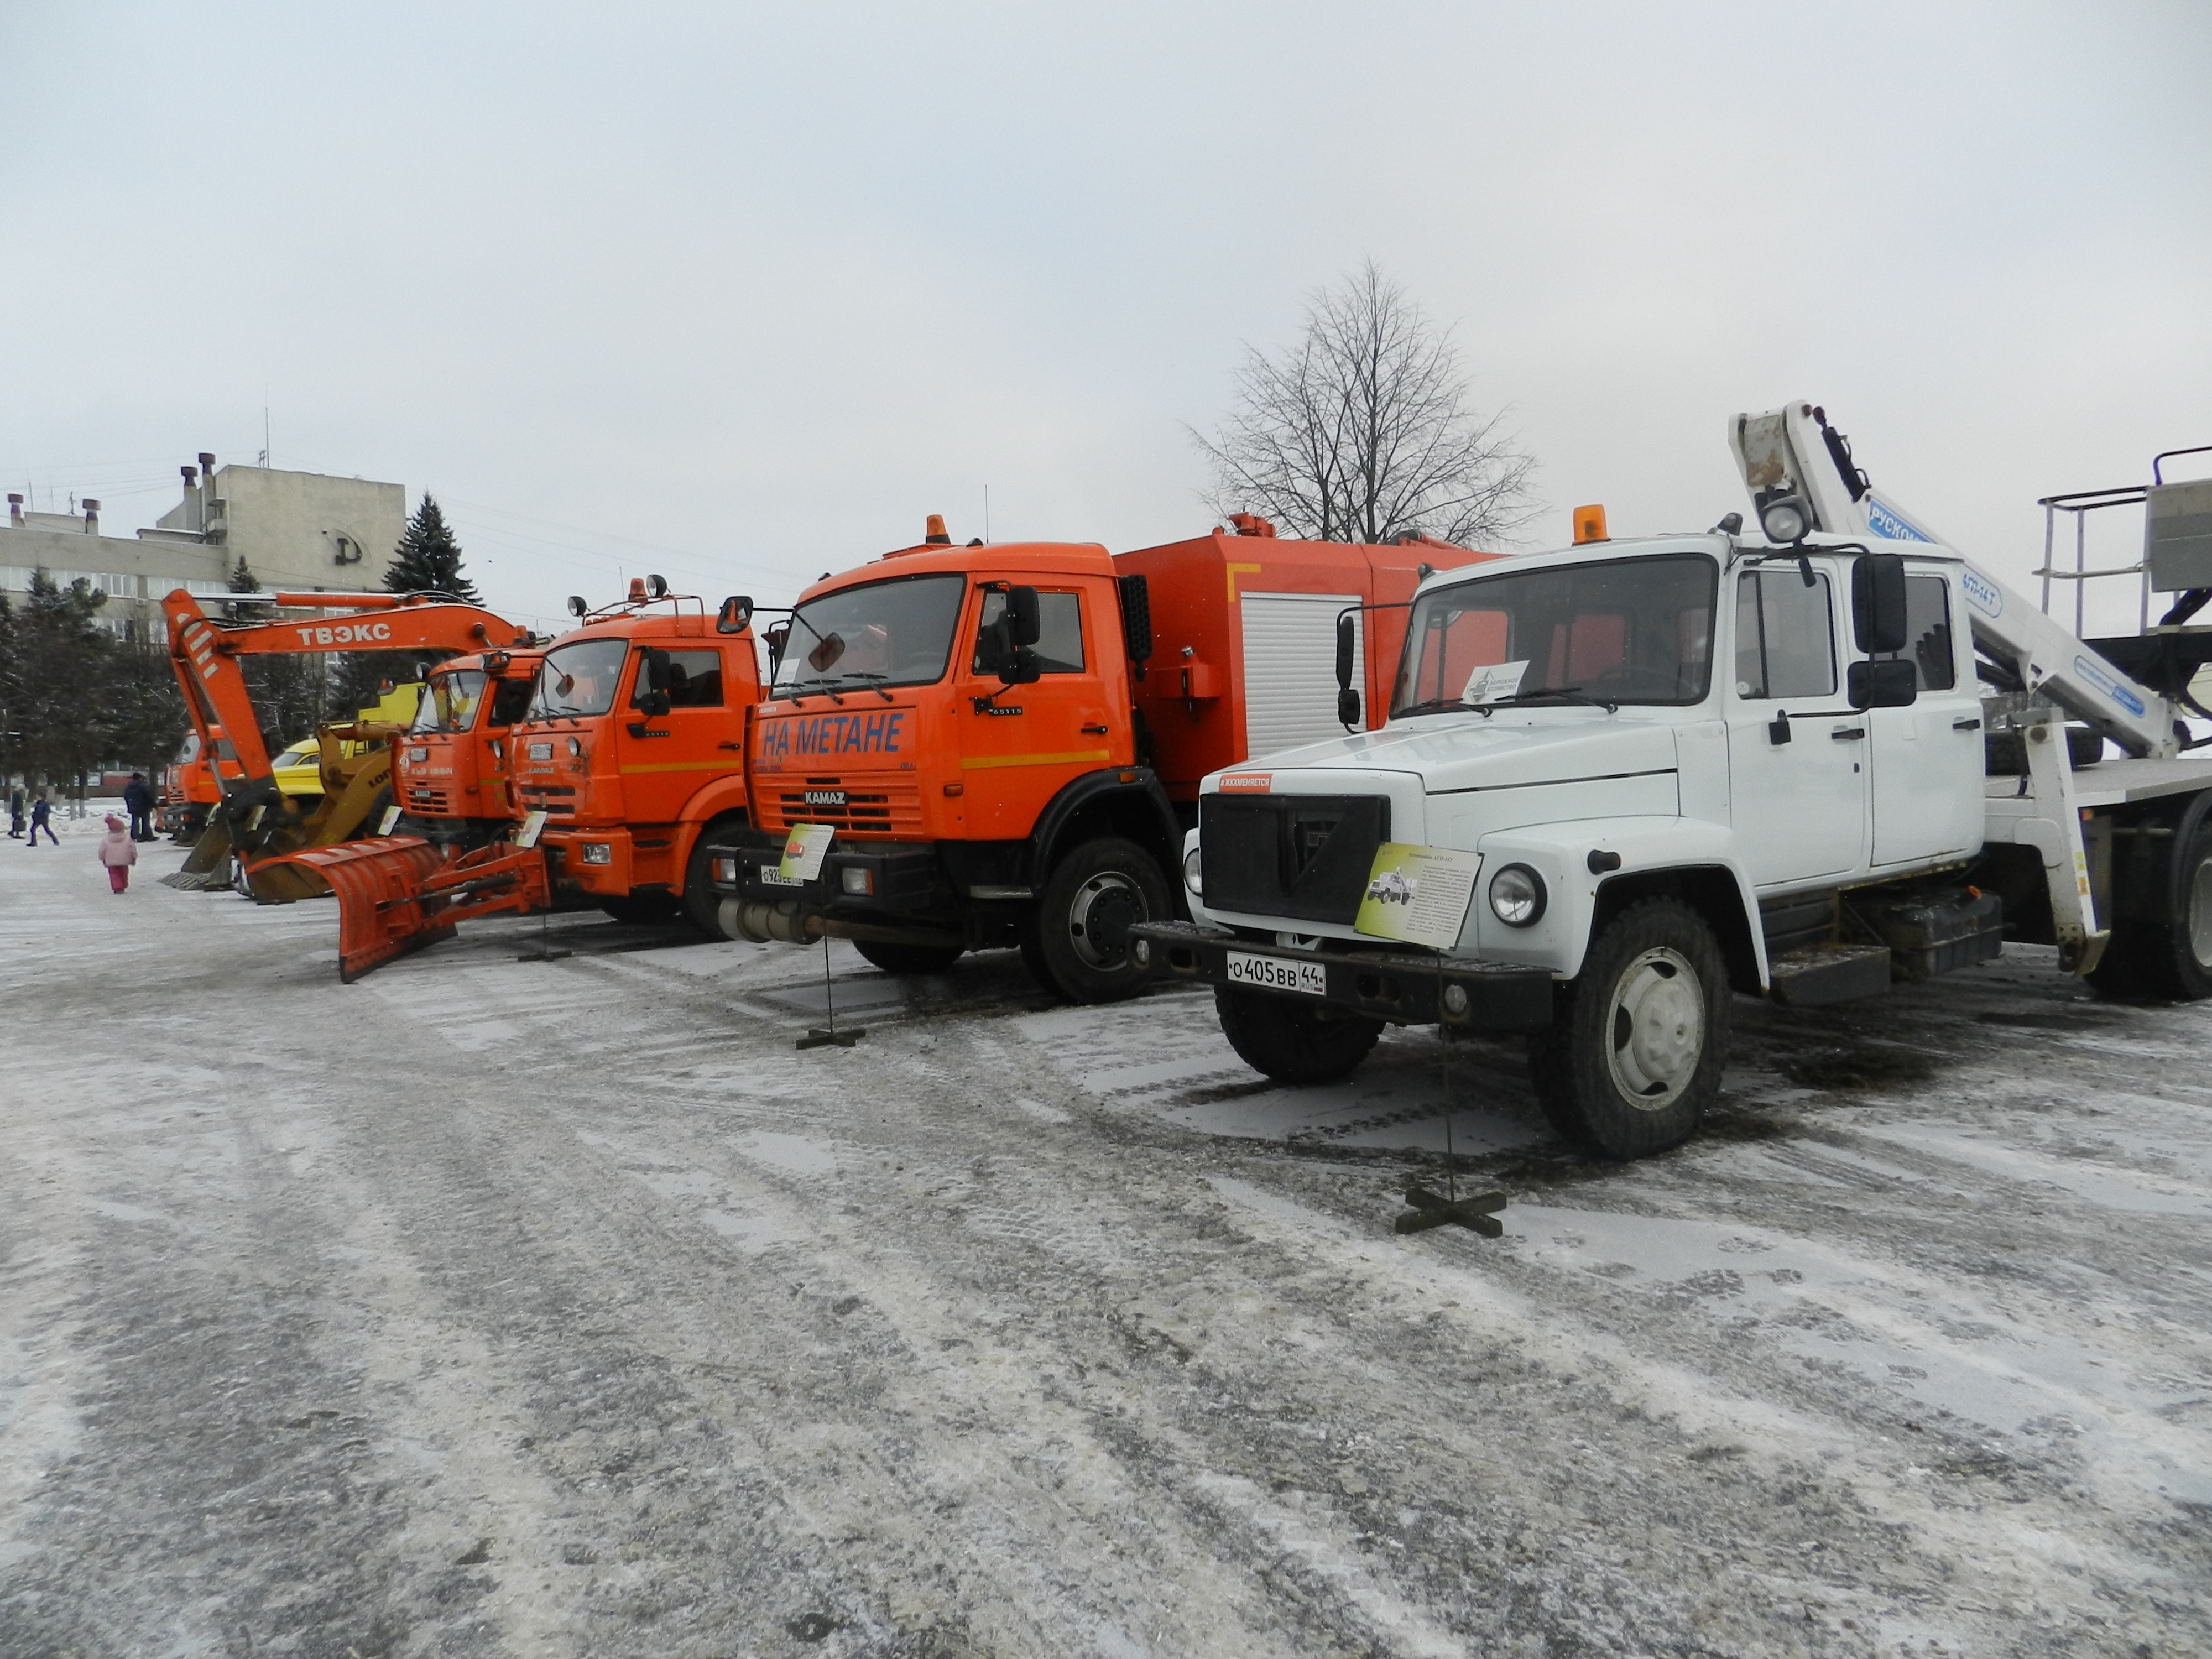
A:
[122, 772, 156, 841]
[6, 786, 23, 839]
[27, 791, 57, 847]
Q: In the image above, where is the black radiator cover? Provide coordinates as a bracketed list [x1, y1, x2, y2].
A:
[1201, 792, 1391, 925]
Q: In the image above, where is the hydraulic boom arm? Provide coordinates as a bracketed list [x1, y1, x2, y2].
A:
[1728, 401, 2180, 758]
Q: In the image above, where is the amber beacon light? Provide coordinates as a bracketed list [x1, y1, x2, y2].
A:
[1572, 504, 1609, 545]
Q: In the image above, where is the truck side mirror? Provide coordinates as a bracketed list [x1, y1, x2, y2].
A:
[1006, 586, 1042, 648]
[999, 646, 1042, 687]
[1853, 552, 1910, 654]
[1335, 612, 1360, 727]
[763, 621, 790, 675]
[1847, 658, 1917, 709]
[717, 595, 753, 634]
[633, 647, 673, 715]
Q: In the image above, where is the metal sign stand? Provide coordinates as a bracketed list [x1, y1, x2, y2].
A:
[1395, 971, 1505, 1237]
[516, 906, 569, 964]
[798, 934, 863, 1050]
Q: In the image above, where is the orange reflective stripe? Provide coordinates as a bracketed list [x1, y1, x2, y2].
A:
[958, 749, 1111, 771]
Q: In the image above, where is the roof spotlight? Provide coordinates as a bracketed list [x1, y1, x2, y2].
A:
[1759, 494, 1812, 544]
[566, 594, 588, 617]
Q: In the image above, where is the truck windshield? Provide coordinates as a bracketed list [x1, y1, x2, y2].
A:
[411, 670, 487, 733]
[772, 573, 967, 697]
[529, 639, 631, 719]
[1394, 553, 1717, 714]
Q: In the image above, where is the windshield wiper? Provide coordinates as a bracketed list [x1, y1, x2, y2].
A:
[1396, 685, 1619, 719]
[1480, 685, 1619, 714]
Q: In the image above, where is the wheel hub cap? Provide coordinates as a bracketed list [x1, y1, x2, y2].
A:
[1606, 946, 1703, 1111]
[2189, 854, 2212, 969]
[1067, 872, 1146, 970]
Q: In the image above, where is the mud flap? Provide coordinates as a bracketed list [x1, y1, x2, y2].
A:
[267, 838, 552, 982]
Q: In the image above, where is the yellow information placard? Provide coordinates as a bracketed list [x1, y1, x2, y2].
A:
[515, 809, 549, 850]
[779, 822, 837, 882]
[1354, 843, 1483, 950]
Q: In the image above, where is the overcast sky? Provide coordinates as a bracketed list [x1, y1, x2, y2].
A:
[3, 1, 2206, 637]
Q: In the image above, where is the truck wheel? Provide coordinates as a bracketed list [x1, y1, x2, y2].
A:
[681, 833, 736, 937]
[1214, 987, 1383, 1083]
[854, 939, 964, 975]
[2091, 810, 2212, 1000]
[1031, 837, 1169, 1003]
[1527, 898, 1728, 1159]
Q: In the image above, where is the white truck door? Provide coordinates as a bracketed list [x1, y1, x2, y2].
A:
[1725, 561, 1870, 886]
[1239, 592, 1361, 757]
[1869, 568, 1984, 865]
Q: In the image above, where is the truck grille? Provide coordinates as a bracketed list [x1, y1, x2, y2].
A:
[1200, 793, 1391, 925]
[519, 785, 577, 822]
[405, 784, 451, 813]
[759, 776, 924, 838]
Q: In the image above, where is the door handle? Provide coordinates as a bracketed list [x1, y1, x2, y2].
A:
[718, 741, 744, 750]
[1081, 724, 1109, 735]
[1953, 718, 1981, 731]
[1830, 727, 1866, 741]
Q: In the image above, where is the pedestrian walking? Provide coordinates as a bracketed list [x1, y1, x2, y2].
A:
[122, 772, 156, 841]
[6, 786, 23, 839]
[27, 791, 57, 847]
[96, 814, 138, 892]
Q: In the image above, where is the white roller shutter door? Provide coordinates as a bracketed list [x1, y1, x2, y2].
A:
[1239, 591, 1361, 759]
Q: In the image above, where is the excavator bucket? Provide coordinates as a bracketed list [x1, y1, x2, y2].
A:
[266, 838, 551, 982]
[161, 816, 234, 889]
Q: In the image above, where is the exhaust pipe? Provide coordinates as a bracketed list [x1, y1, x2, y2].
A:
[716, 897, 961, 952]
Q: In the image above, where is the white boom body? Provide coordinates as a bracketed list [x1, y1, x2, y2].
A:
[1729, 401, 2180, 758]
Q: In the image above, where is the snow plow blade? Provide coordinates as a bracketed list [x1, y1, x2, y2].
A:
[268, 838, 552, 983]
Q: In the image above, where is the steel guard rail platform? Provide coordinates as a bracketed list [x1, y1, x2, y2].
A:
[267, 837, 552, 982]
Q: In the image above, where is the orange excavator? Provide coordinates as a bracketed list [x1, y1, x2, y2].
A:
[161, 588, 537, 898]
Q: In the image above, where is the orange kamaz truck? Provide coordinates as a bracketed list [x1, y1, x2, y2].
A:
[705, 515, 1488, 1001]
[507, 578, 762, 930]
[393, 646, 545, 848]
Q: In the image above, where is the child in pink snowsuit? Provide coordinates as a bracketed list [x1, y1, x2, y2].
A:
[97, 814, 137, 893]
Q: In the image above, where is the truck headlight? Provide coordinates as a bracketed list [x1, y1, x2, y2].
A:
[712, 855, 738, 884]
[1488, 864, 1546, 927]
[1182, 846, 1203, 896]
[841, 865, 874, 896]
[580, 842, 613, 866]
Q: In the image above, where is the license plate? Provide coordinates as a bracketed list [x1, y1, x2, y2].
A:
[1225, 951, 1326, 996]
[759, 864, 804, 888]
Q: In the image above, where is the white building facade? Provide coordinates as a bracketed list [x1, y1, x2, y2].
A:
[2, 450, 406, 639]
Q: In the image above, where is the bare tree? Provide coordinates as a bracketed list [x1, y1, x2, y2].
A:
[1191, 261, 1539, 547]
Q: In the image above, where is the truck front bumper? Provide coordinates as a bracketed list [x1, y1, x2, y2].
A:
[1129, 921, 1556, 1033]
[703, 831, 972, 945]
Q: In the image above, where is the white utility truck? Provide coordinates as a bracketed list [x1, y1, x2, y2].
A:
[1132, 404, 2212, 1157]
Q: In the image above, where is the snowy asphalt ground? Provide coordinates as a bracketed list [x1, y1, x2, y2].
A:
[2, 831, 2208, 1657]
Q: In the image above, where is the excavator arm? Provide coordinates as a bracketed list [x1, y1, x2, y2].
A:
[160, 590, 536, 890]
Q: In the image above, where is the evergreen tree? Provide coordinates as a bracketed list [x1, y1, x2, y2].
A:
[14, 571, 114, 790]
[0, 591, 20, 780]
[384, 495, 481, 602]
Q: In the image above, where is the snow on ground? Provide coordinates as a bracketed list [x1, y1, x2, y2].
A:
[2, 838, 2208, 1657]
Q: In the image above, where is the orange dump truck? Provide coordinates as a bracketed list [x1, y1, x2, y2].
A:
[705, 515, 1490, 1001]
